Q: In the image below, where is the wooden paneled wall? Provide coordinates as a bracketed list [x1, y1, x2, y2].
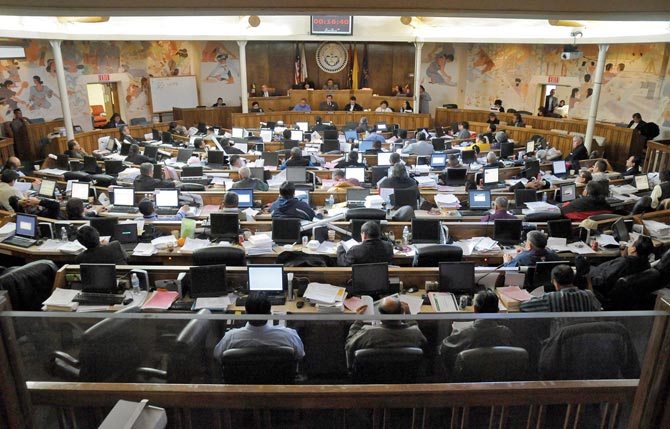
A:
[24, 120, 65, 161]
[246, 42, 415, 97]
[172, 106, 241, 129]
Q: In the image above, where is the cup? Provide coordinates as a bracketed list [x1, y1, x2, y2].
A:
[244, 230, 252, 240]
[171, 230, 180, 240]
[328, 230, 336, 241]
[302, 235, 309, 247]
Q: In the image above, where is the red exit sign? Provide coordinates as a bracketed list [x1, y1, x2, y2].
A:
[98, 74, 110, 81]
[548, 76, 560, 83]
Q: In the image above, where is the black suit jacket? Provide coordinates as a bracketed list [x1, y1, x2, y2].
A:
[133, 174, 175, 192]
[319, 101, 339, 111]
[344, 103, 363, 112]
[565, 144, 588, 163]
[337, 238, 394, 266]
[75, 241, 128, 265]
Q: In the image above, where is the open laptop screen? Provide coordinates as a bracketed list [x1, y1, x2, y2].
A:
[230, 188, 253, 208]
[469, 189, 491, 209]
[155, 189, 179, 208]
[552, 160, 567, 175]
[295, 122, 309, 132]
[483, 167, 499, 185]
[635, 175, 650, 191]
[15, 213, 37, 238]
[80, 263, 117, 293]
[112, 188, 135, 207]
[439, 262, 475, 294]
[71, 182, 90, 201]
[345, 167, 365, 183]
[210, 213, 239, 240]
[377, 152, 392, 166]
[430, 153, 447, 168]
[290, 130, 303, 141]
[560, 183, 577, 202]
[38, 179, 56, 198]
[247, 265, 285, 293]
[286, 166, 307, 183]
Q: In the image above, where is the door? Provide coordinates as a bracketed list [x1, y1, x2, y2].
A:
[87, 82, 121, 127]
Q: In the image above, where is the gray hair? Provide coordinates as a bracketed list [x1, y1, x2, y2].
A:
[527, 230, 548, 250]
[573, 134, 584, 145]
[140, 162, 153, 176]
[494, 196, 509, 210]
[495, 131, 508, 143]
[290, 146, 302, 158]
[238, 166, 251, 178]
[391, 163, 409, 179]
[487, 151, 497, 164]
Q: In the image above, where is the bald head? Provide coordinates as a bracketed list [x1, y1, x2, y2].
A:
[378, 296, 403, 315]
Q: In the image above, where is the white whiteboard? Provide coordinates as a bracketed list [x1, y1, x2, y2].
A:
[149, 76, 199, 113]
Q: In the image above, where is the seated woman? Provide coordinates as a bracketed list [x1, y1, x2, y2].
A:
[75, 225, 127, 265]
[400, 100, 413, 113]
[65, 198, 99, 220]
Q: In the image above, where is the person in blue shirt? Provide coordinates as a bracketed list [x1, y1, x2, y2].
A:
[292, 98, 311, 112]
[136, 199, 191, 221]
[270, 181, 320, 221]
[503, 230, 562, 267]
[364, 130, 386, 145]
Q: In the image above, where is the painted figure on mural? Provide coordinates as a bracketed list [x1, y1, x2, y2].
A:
[0, 79, 28, 119]
[425, 48, 456, 85]
[28, 75, 59, 110]
[207, 54, 235, 83]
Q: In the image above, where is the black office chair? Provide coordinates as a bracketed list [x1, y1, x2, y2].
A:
[345, 208, 386, 221]
[221, 346, 297, 384]
[0, 260, 57, 311]
[524, 212, 565, 222]
[604, 268, 662, 311]
[630, 196, 652, 215]
[49, 306, 149, 382]
[452, 347, 528, 382]
[352, 347, 423, 384]
[192, 247, 246, 266]
[413, 244, 463, 266]
[539, 321, 640, 380]
[137, 309, 212, 383]
[178, 183, 206, 192]
[63, 171, 92, 182]
[130, 117, 149, 126]
[89, 174, 116, 187]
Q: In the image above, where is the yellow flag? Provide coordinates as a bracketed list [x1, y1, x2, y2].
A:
[352, 45, 359, 90]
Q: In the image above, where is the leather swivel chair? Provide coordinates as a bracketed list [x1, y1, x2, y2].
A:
[345, 208, 386, 221]
[524, 212, 565, 222]
[221, 346, 297, 384]
[0, 260, 57, 311]
[63, 171, 92, 182]
[178, 183, 206, 192]
[413, 244, 463, 267]
[630, 196, 652, 215]
[605, 268, 661, 311]
[192, 247, 246, 266]
[89, 174, 116, 187]
[352, 347, 423, 384]
[452, 347, 528, 382]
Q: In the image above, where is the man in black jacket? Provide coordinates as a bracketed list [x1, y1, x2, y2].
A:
[75, 225, 128, 265]
[564, 135, 589, 168]
[133, 163, 176, 192]
[337, 221, 393, 266]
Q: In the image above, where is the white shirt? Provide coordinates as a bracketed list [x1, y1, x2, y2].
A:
[213, 321, 305, 362]
[0, 182, 24, 212]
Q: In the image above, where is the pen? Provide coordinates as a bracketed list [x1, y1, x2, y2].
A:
[434, 295, 441, 312]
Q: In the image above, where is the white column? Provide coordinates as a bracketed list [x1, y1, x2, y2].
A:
[584, 44, 609, 152]
[413, 42, 423, 114]
[238, 41, 249, 114]
[49, 40, 74, 140]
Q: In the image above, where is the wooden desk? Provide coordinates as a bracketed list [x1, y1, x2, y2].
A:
[231, 111, 431, 131]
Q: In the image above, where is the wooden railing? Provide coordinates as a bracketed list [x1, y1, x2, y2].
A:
[27, 380, 637, 429]
[231, 111, 431, 130]
[467, 121, 574, 156]
[0, 137, 15, 166]
[642, 141, 670, 173]
[172, 106, 241, 130]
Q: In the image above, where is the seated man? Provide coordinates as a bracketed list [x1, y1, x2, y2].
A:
[75, 225, 127, 265]
[293, 98, 311, 112]
[623, 156, 641, 176]
[379, 163, 418, 190]
[438, 290, 514, 378]
[455, 121, 472, 140]
[280, 147, 312, 169]
[64, 139, 88, 159]
[401, 132, 433, 155]
[481, 123, 496, 144]
[650, 170, 670, 209]
[65, 197, 99, 220]
[503, 230, 562, 267]
[337, 221, 393, 266]
[366, 140, 384, 155]
[137, 198, 191, 221]
[576, 235, 653, 297]
[335, 150, 365, 169]
[575, 170, 593, 184]
[1, 156, 25, 177]
[363, 130, 386, 146]
[120, 125, 140, 145]
[319, 94, 339, 111]
[322, 78, 339, 91]
[565, 135, 589, 169]
[485, 151, 504, 168]
[447, 154, 461, 168]
[521, 265, 602, 312]
[327, 169, 362, 192]
[270, 181, 318, 220]
[224, 140, 245, 155]
[345, 296, 427, 368]
[232, 166, 268, 191]
[0, 169, 51, 216]
[125, 144, 153, 165]
[561, 181, 612, 222]
[481, 196, 517, 222]
[219, 191, 247, 221]
[213, 293, 305, 363]
[229, 154, 245, 170]
[134, 163, 176, 192]
[249, 101, 264, 113]
[589, 160, 609, 182]
[344, 96, 363, 112]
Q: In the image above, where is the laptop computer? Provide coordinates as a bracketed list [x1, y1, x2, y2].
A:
[272, 218, 301, 245]
[522, 160, 540, 179]
[371, 166, 388, 185]
[71, 181, 90, 201]
[392, 188, 418, 209]
[430, 153, 447, 170]
[547, 218, 575, 242]
[210, 212, 240, 242]
[500, 142, 515, 159]
[552, 160, 568, 178]
[483, 167, 505, 189]
[344, 129, 358, 141]
[493, 219, 523, 246]
[83, 156, 99, 174]
[358, 141, 374, 153]
[174, 148, 194, 165]
[38, 179, 56, 198]
[231, 127, 245, 139]
[412, 218, 442, 244]
[346, 188, 369, 208]
[154, 188, 179, 215]
[512, 188, 538, 214]
[56, 154, 70, 170]
[290, 130, 304, 142]
[240, 264, 286, 306]
[260, 129, 273, 143]
[261, 151, 279, 168]
[345, 167, 365, 183]
[467, 189, 492, 212]
[283, 140, 300, 150]
[3, 213, 38, 248]
[443, 168, 467, 186]
[207, 150, 227, 169]
[352, 262, 390, 299]
[431, 138, 446, 151]
[104, 160, 125, 176]
[286, 166, 308, 184]
[181, 166, 203, 178]
[109, 187, 138, 214]
[559, 183, 577, 203]
[190, 264, 230, 298]
[377, 152, 392, 166]
[525, 141, 536, 154]
[249, 167, 265, 181]
[635, 175, 650, 192]
[229, 188, 254, 208]
[113, 223, 139, 251]
[90, 217, 118, 237]
[321, 139, 340, 153]
[143, 145, 159, 160]
[120, 142, 131, 156]
[612, 217, 630, 242]
[295, 121, 309, 132]
[438, 261, 476, 294]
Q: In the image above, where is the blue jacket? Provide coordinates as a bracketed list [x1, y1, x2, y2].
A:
[503, 248, 561, 267]
[270, 197, 318, 221]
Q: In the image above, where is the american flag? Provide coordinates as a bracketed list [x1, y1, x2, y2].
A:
[294, 44, 301, 85]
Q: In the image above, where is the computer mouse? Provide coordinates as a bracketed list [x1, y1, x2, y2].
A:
[122, 297, 134, 305]
[296, 301, 305, 309]
[35, 239, 44, 246]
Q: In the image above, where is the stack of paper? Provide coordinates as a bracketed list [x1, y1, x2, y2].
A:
[364, 195, 385, 209]
[611, 184, 638, 195]
[643, 220, 670, 240]
[141, 291, 179, 310]
[179, 238, 211, 253]
[497, 286, 533, 310]
[133, 243, 157, 256]
[414, 175, 437, 188]
[453, 237, 500, 256]
[341, 238, 360, 252]
[193, 295, 234, 310]
[0, 222, 15, 240]
[303, 283, 347, 305]
[42, 288, 80, 311]
[59, 240, 86, 255]
[116, 167, 141, 184]
[434, 193, 461, 209]
[243, 233, 273, 255]
[523, 201, 561, 213]
[428, 292, 459, 312]
[151, 235, 178, 250]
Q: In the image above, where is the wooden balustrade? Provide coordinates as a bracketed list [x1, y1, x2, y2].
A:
[467, 121, 574, 156]
[642, 141, 670, 173]
[0, 137, 15, 166]
[231, 111, 431, 131]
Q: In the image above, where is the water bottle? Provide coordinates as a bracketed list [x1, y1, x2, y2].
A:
[54, 187, 62, 202]
[326, 194, 334, 209]
[542, 192, 548, 202]
[131, 273, 141, 294]
[402, 226, 410, 245]
[388, 231, 395, 243]
[60, 227, 68, 242]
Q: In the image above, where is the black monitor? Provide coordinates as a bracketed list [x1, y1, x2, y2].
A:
[431, 138, 446, 151]
[438, 261, 476, 294]
[444, 168, 467, 186]
[90, 217, 118, 237]
[249, 167, 265, 181]
[112, 223, 138, 245]
[189, 264, 229, 298]
[271, 218, 301, 245]
[547, 218, 573, 241]
[352, 262, 390, 298]
[392, 188, 418, 209]
[177, 148, 194, 163]
[247, 264, 286, 295]
[523, 160, 540, 179]
[143, 145, 158, 159]
[210, 213, 239, 241]
[493, 219, 523, 245]
[283, 140, 299, 150]
[514, 188, 538, 208]
[323, 129, 338, 140]
[261, 151, 279, 167]
[208, 150, 225, 165]
[500, 141, 515, 159]
[321, 139, 340, 153]
[229, 188, 254, 208]
[181, 166, 203, 177]
[532, 261, 571, 289]
[153, 164, 163, 180]
[104, 160, 124, 175]
[56, 154, 70, 170]
[371, 166, 388, 185]
[83, 156, 99, 174]
[612, 217, 630, 242]
[375, 122, 388, 132]
[120, 142, 131, 156]
[461, 150, 476, 164]
[351, 219, 380, 242]
[80, 263, 117, 293]
[411, 219, 442, 244]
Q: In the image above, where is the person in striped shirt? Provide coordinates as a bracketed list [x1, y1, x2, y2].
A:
[520, 265, 602, 312]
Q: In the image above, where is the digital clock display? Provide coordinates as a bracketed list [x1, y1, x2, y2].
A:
[310, 16, 353, 35]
